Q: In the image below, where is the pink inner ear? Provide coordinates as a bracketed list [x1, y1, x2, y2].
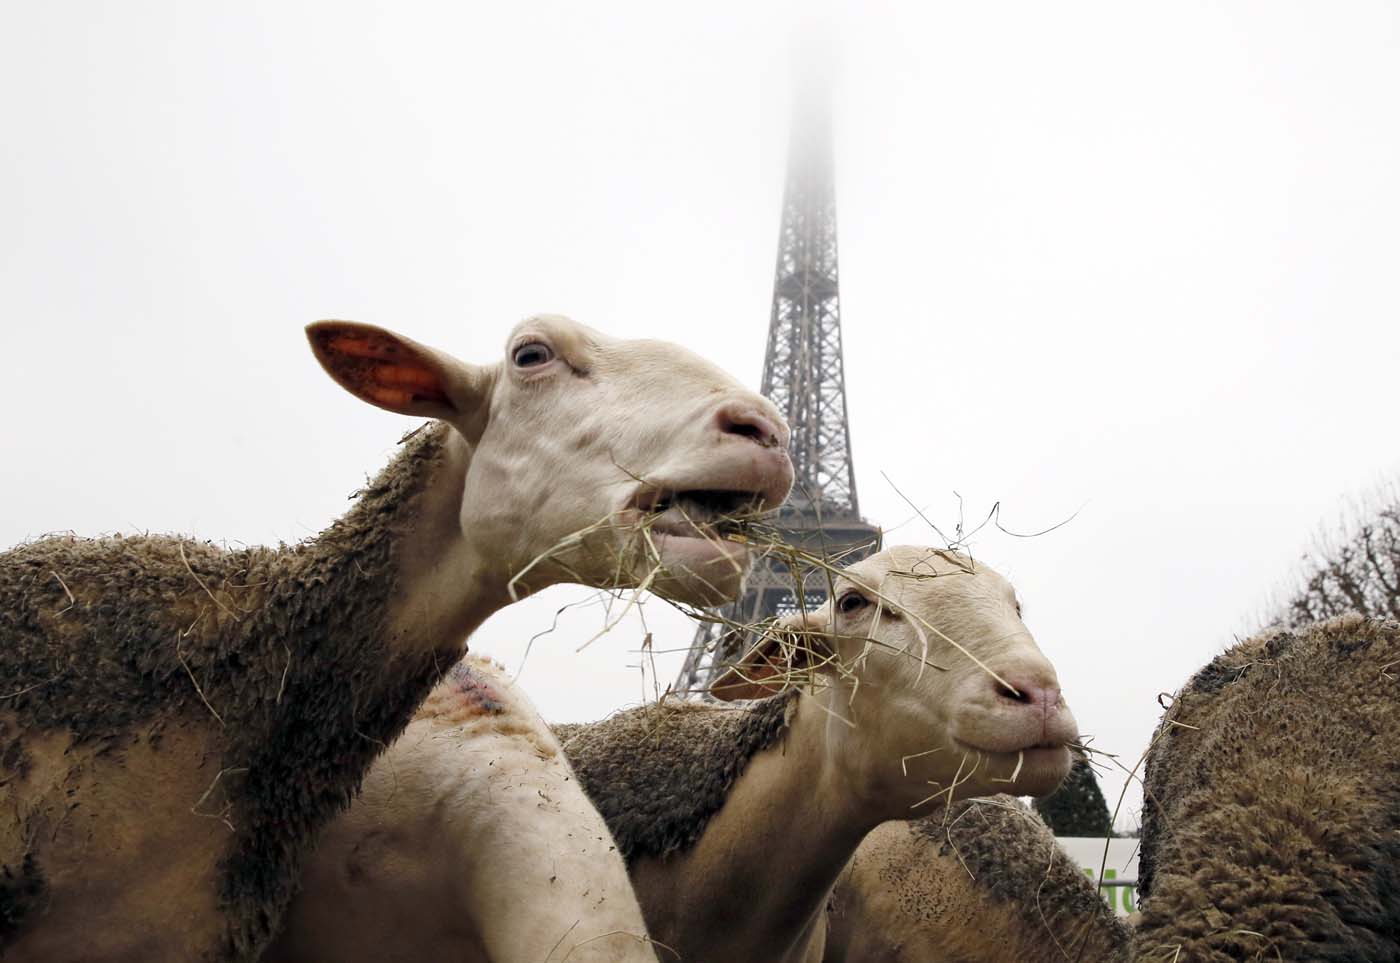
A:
[363, 386, 418, 408]
[320, 330, 403, 360]
[372, 364, 439, 389]
[316, 329, 451, 407]
[712, 645, 789, 700]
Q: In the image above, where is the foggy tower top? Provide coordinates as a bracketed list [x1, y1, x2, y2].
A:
[676, 73, 880, 694]
[762, 81, 860, 519]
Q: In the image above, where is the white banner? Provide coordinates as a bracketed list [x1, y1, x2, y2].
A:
[1054, 836, 1140, 917]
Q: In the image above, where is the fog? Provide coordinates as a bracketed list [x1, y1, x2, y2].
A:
[4, 1, 1398, 828]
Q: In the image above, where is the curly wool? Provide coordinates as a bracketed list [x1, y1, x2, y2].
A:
[824, 797, 1129, 963]
[555, 691, 795, 864]
[0, 425, 459, 959]
[1135, 614, 1400, 962]
[914, 797, 1130, 961]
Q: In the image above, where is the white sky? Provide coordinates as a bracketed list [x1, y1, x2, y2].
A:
[4, 2, 1398, 829]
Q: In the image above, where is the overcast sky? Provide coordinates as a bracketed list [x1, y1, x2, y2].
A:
[4, 2, 1398, 828]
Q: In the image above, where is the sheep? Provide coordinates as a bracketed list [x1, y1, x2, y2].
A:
[263, 654, 658, 963]
[558, 545, 1082, 963]
[0, 314, 793, 962]
[1133, 614, 1400, 962]
[823, 796, 1131, 963]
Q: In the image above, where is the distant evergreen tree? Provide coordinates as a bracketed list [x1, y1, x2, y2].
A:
[1035, 757, 1113, 837]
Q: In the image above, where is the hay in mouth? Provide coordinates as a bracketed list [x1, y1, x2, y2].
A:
[633, 489, 764, 540]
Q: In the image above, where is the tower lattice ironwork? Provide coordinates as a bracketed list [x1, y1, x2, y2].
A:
[675, 82, 880, 695]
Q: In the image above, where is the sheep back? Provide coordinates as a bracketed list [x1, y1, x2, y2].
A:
[1135, 614, 1400, 961]
[0, 424, 455, 958]
[916, 797, 1130, 960]
[826, 796, 1129, 963]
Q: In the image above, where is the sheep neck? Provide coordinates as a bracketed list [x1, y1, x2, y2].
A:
[0, 421, 520, 960]
[219, 422, 510, 957]
[370, 428, 508, 656]
[270, 423, 504, 689]
[634, 688, 881, 963]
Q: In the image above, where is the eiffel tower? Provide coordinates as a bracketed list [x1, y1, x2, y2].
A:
[675, 78, 881, 694]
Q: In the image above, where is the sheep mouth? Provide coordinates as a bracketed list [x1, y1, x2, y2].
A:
[629, 488, 766, 542]
[953, 739, 1073, 793]
[957, 735, 1070, 754]
[954, 737, 1072, 762]
[619, 487, 765, 605]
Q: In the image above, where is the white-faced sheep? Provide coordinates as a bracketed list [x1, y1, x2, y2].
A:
[1133, 614, 1400, 962]
[557, 546, 1081, 963]
[264, 655, 657, 963]
[823, 796, 1130, 963]
[0, 315, 792, 962]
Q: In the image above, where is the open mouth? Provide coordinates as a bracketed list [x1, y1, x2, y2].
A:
[617, 485, 774, 604]
[630, 488, 766, 542]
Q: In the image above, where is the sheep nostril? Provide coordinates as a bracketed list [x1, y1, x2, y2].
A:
[994, 677, 1061, 710]
[997, 683, 1031, 704]
[717, 404, 781, 449]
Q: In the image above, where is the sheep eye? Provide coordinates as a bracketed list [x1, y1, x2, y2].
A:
[836, 592, 868, 615]
[512, 342, 554, 368]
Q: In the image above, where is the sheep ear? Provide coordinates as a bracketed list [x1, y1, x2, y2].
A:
[307, 321, 493, 430]
[710, 610, 832, 702]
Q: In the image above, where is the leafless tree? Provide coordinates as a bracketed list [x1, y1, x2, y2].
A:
[1273, 485, 1400, 631]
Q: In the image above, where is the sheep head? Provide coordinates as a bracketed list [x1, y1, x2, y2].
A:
[713, 545, 1079, 805]
[307, 314, 793, 607]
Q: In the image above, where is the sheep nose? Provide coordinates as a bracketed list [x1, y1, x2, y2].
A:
[716, 403, 784, 449]
[994, 675, 1071, 742]
[996, 677, 1062, 711]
